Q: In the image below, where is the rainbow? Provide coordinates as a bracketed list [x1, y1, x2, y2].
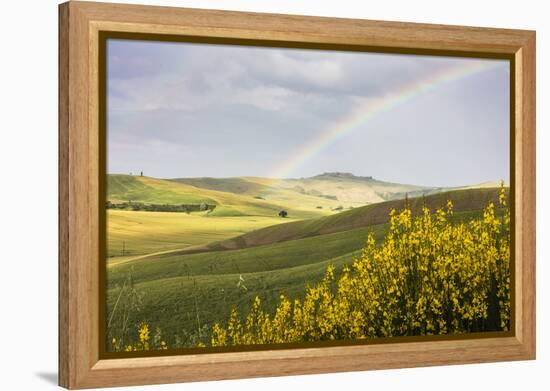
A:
[267, 59, 503, 183]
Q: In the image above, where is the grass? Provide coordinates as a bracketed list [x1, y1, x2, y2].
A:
[108, 174, 349, 219]
[107, 208, 498, 344]
[107, 206, 493, 287]
[108, 174, 217, 205]
[107, 210, 288, 258]
[106, 178, 507, 348]
[107, 223, 389, 286]
[170, 177, 269, 195]
[188, 187, 505, 253]
[107, 247, 363, 346]
[171, 176, 367, 208]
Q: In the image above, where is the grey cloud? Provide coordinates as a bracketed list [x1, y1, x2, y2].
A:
[107, 39, 509, 186]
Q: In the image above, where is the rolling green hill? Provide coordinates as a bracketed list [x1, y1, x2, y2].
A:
[107, 210, 287, 258]
[170, 177, 268, 195]
[106, 187, 506, 345]
[108, 174, 353, 219]
[108, 174, 217, 205]
[108, 250, 360, 347]
[276, 172, 432, 204]
[171, 187, 505, 254]
[107, 219, 387, 345]
[171, 172, 436, 205]
[106, 173, 368, 258]
[107, 223, 387, 287]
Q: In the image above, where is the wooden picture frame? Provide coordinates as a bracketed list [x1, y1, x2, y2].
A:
[59, 1, 536, 389]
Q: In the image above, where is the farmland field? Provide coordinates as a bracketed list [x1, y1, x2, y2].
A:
[107, 210, 287, 259]
[105, 174, 508, 349]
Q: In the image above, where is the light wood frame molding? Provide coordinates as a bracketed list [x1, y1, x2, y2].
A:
[59, 1, 536, 389]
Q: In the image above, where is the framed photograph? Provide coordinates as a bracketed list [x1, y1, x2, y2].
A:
[59, 1, 536, 389]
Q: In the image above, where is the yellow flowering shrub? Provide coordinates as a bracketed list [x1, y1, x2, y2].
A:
[211, 185, 511, 346]
[109, 322, 168, 352]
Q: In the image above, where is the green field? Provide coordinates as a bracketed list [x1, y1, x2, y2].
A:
[105, 174, 505, 348]
[107, 210, 287, 259]
[108, 174, 360, 219]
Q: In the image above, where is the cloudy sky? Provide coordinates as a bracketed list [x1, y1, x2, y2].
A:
[107, 39, 510, 187]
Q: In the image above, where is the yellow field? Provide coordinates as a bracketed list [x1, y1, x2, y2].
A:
[107, 209, 288, 260]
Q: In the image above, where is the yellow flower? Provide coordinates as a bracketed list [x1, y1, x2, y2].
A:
[210, 196, 510, 346]
[139, 323, 150, 349]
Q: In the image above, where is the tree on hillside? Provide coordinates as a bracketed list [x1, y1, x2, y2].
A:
[278, 210, 288, 218]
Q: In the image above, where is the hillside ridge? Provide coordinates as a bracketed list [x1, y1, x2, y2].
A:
[158, 187, 506, 257]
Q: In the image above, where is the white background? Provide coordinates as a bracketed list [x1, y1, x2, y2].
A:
[0, 0, 547, 389]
